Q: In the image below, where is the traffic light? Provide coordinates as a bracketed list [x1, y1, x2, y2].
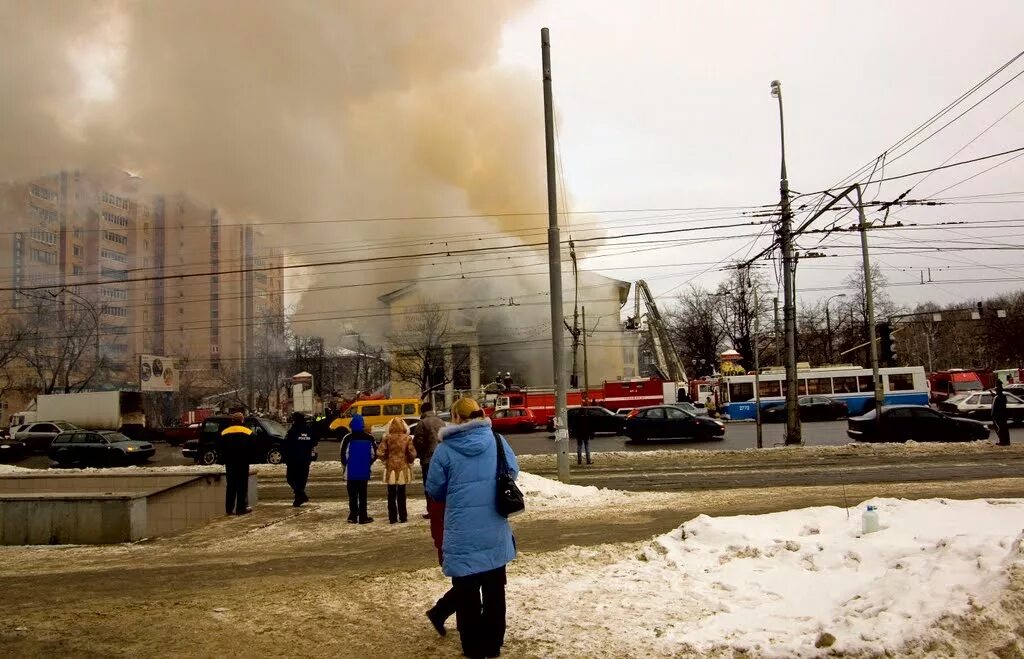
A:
[877, 322, 894, 366]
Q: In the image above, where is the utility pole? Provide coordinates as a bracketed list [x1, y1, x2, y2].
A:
[855, 184, 884, 412]
[771, 79, 801, 445]
[582, 306, 590, 395]
[773, 296, 781, 366]
[569, 240, 580, 389]
[750, 270, 763, 449]
[542, 27, 570, 482]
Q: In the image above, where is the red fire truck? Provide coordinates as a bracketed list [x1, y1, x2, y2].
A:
[483, 377, 693, 422]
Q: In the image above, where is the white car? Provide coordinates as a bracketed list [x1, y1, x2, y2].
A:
[370, 417, 420, 443]
[936, 391, 1024, 424]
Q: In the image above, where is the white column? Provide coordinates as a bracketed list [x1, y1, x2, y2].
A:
[469, 343, 481, 395]
[444, 345, 455, 408]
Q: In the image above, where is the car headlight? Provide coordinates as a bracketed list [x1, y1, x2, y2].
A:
[125, 446, 137, 452]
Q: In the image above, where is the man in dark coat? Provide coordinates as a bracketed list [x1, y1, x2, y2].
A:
[992, 380, 1011, 446]
[284, 412, 319, 507]
[217, 412, 253, 515]
[413, 402, 445, 517]
[569, 410, 593, 465]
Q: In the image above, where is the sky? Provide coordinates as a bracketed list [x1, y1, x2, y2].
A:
[2, 0, 1023, 327]
[496, 1, 1024, 309]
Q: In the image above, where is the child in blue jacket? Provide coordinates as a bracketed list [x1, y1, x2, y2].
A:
[341, 414, 376, 524]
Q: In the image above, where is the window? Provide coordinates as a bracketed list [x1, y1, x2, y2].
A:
[758, 380, 782, 398]
[102, 211, 129, 227]
[643, 408, 666, 419]
[833, 376, 857, 394]
[887, 373, 914, 392]
[52, 434, 70, 444]
[143, 222, 150, 233]
[383, 404, 402, 415]
[101, 191, 131, 211]
[103, 231, 128, 246]
[73, 265, 83, 275]
[73, 245, 82, 257]
[728, 381, 754, 403]
[101, 305, 127, 317]
[102, 267, 127, 280]
[807, 378, 833, 395]
[361, 405, 381, 417]
[73, 227, 84, 239]
[28, 204, 58, 223]
[101, 248, 127, 263]
[910, 408, 941, 420]
[977, 393, 993, 406]
[885, 408, 913, 419]
[403, 404, 417, 415]
[30, 185, 57, 201]
[666, 407, 690, 419]
[30, 228, 57, 245]
[102, 287, 128, 300]
[30, 248, 57, 265]
[858, 375, 875, 392]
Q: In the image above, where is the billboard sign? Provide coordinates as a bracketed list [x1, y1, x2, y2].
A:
[139, 354, 179, 392]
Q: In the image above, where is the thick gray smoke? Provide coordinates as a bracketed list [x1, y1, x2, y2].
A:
[0, 2, 553, 330]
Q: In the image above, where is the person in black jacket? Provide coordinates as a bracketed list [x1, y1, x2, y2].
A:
[992, 380, 1011, 446]
[217, 412, 254, 515]
[284, 412, 319, 506]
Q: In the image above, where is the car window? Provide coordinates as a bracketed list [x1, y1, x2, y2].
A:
[1007, 393, 1024, 404]
[70, 433, 91, 444]
[202, 420, 223, 433]
[30, 423, 55, 433]
[644, 408, 666, 419]
[910, 408, 941, 420]
[103, 432, 131, 442]
[888, 373, 915, 392]
[383, 404, 402, 415]
[885, 408, 913, 419]
[964, 395, 979, 405]
[493, 410, 506, 418]
[55, 422, 79, 431]
[978, 394, 993, 406]
[52, 433, 71, 444]
[403, 404, 417, 415]
[361, 405, 381, 417]
[666, 407, 690, 419]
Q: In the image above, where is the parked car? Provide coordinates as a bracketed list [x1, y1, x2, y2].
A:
[490, 408, 539, 434]
[937, 391, 1024, 424]
[49, 430, 155, 466]
[615, 408, 635, 417]
[182, 415, 288, 466]
[547, 406, 626, 435]
[371, 417, 420, 443]
[14, 421, 82, 453]
[671, 402, 709, 417]
[0, 435, 26, 461]
[623, 405, 726, 443]
[846, 405, 990, 443]
[928, 370, 984, 403]
[761, 396, 849, 423]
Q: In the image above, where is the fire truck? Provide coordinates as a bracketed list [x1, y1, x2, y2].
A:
[483, 377, 692, 421]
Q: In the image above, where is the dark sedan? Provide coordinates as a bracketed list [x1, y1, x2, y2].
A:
[49, 430, 156, 466]
[547, 406, 626, 435]
[846, 405, 990, 443]
[762, 396, 849, 423]
[624, 405, 726, 443]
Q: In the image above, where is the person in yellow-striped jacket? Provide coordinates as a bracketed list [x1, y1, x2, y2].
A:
[217, 412, 253, 515]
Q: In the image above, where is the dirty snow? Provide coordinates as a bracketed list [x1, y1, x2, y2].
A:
[509, 496, 1024, 657]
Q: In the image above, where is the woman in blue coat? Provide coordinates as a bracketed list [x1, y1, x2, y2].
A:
[425, 397, 519, 659]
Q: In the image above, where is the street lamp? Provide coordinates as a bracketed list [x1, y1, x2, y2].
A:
[771, 78, 800, 445]
[824, 293, 847, 364]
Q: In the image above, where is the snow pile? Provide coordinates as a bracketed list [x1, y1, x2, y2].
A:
[0, 464, 33, 474]
[517, 472, 645, 509]
[513, 498, 1024, 657]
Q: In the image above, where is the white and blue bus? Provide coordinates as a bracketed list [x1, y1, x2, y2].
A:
[721, 365, 929, 420]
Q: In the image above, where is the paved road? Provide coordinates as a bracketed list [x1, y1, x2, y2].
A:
[6, 420, 1023, 469]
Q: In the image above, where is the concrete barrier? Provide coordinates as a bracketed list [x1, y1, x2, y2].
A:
[0, 469, 257, 545]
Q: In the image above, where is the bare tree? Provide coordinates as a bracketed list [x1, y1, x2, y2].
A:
[12, 292, 108, 394]
[714, 266, 772, 368]
[387, 304, 470, 399]
[663, 285, 726, 377]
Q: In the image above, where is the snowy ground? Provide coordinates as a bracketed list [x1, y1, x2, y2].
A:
[2, 461, 1024, 656]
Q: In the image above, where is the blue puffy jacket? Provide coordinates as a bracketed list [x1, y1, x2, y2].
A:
[425, 418, 519, 578]
[341, 431, 376, 480]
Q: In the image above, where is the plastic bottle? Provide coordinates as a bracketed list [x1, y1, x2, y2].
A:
[862, 504, 880, 534]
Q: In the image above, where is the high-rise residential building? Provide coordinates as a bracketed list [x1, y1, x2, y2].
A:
[0, 169, 285, 421]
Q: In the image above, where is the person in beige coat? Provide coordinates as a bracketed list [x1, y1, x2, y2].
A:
[378, 417, 417, 523]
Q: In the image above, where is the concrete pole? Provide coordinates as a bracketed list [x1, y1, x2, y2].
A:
[855, 184, 885, 412]
[752, 280, 763, 449]
[582, 306, 590, 395]
[774, 296, 781, 366]
[542, 28, 570, 482]
[772, 80, 801, 446]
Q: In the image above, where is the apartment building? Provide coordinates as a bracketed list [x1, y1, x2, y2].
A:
[0, 170, 285, 414]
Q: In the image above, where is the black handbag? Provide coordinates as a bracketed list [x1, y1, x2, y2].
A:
[493, 430, 525, 517]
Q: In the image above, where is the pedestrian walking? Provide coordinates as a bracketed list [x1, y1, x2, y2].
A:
[569, 410, 592, 465]
[425, 495, 458, 637]
[705, 395, 718, 418]
[341, 414, 376, 524]
[378, 417, 417, 523]
[283, 412, 319, 507]
[425, 397, 519, 659]
[217, 412, 253, 516]
[413, 401, 445, 518]
[992, 380, 1011, 446]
